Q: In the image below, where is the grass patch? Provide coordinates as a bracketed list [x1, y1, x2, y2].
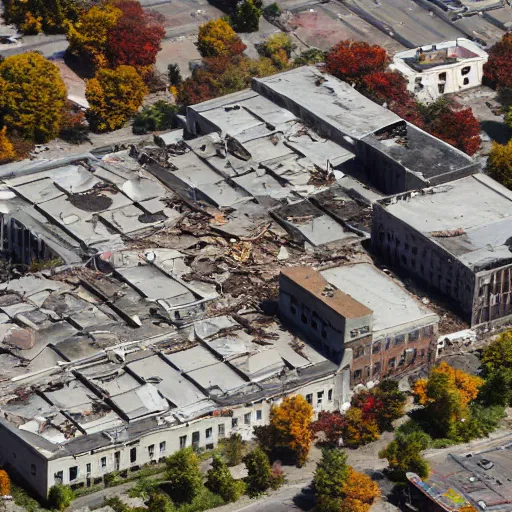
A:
[11, 481, 51, 512]
[174, 488, 225, 512]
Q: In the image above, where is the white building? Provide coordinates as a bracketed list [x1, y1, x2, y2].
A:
[391, 39, 488, 103]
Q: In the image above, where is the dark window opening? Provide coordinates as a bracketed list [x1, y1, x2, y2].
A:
[328, 389, 333, 401]
[31, 464, 36, 476]
[54, 471, 63, 485]
[463, 77, 469, 85]
[101, 457, 107, 470]
[130, 447, 137, 463]
[301, 313, 307, 324]
[439, 72, 447, 82]
[256, 410, 262, 420]
[232, 417, 238, 428]
[372, 342, 381, 354]
[244, 413, 251, 425]
[461, 66, 471, 76]
[218, 424, 225, 438]
[305, 393, 313, 405]
[438, 83, 445, 94]
[179, 435, 187, 449]
[409, 330, 419, 342]
[148, 445, 155, 458]
[69, 466, 78, 481]
[353, 369, 362, 380]
[373, 362, 381, 375]
[206, 427, 213, 438]
[192, 431, 200, 449]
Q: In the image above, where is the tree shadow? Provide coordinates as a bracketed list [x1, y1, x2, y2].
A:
[292, 487, 316, 511]
[481, 120, 512, 145]
[63, 51, 95, 79]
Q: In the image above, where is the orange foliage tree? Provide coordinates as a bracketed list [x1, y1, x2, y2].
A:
[255, 395, 313, 467]
[0, 469, 10, 496]
[342, 467, 380, 512]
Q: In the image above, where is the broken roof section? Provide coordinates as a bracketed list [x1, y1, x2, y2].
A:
[252, 66, 401, 142]
[378, 174, 512, 272]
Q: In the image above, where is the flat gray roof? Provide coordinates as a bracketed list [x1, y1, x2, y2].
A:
[381, 174, 512, 271]
[253, 66, 400, 140]
[320, 263, 438, 334]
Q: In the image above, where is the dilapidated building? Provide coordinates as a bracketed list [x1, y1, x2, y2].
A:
[279, 263, 439, 384]
[372, 174, 512, 326]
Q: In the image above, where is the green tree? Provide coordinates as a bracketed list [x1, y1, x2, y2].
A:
[372, 379, 407, 431]
[0, 52, 67, 143]
[378, 430, 431, 482]
[86, 66, 147, 132]
[220, 433, 245, 466]
[48, 484, 74, 511]
[258, 33, 292, 69]
[132, 101, 178, 134]
[294, 48, 326, 66]
[262, 2, 281, 21]
[168, 64, 182, 86]
[231, 0, 261, 33]
[147, 492, 175, 512]
[206, 455, 245, 502]
[165, 447, 203, 504]
[313, 448, 350, 512]
[243, 447, 272, 497]
[482, 331, 512, 373]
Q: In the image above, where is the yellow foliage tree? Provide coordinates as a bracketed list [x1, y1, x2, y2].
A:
[86, 66, 147, 133]
[269, 395, 313, 467]
[0, 52, 67, 143]
[196, 19, 246, 58]
[0, 127, 16, 164]
[21, 11, 43, 34]
[342, 407, 380, 448]
[488, 140, 512, 190]
[339, 468, 380, 512]
[0, 469, 10, 496]
[67, 4, 123, 68]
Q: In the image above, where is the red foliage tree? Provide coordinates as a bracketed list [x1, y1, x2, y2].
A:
[429, 107, 481, 156]
[311, 411, 346, 446]
[326, 40, 388, 83]
[177, 69, 216, 106]
[107, 1, 165, 70]
[483, 33, 512, 89]
[362, 70, 408, 104]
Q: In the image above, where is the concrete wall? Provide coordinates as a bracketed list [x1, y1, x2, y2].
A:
[372, 201, 476, 322]
[279, 274, 372, 364]
[0, 419, 49, 498]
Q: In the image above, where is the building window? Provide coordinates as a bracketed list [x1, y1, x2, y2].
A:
[388, 357, 396, 369]
[54, 471, 63, 485]
[461, 66, 471, 76]
[206, 427, 213, 439]
[355, 346, 364, 359]
[305, 393, 313, 405]
[130, 447, 137, 463]
[69, 466, 78, 481]
[101, 457, 107, 470]
[179, 435, 187, 449]
[86, 463, 91, 477]
[317, 391, 324, 406]
[311, 312, 319, 330]
[408, 330, 419, 342]
[394, 335, 405, 346]
[422, 325, 434, 337]
[321, 326, 327, 339]
[463, 77, 469, 85]
[192, 431, 200, 449]
[31, 464, 36, 476]
[256, 410, 262, 420]
[244, 413, 251, 425]
[365, 366, 371, 377]
[160, 441, 166, 455]
[148, 445, 155, 459]
[372, 342, 381, 354]
[291, 296, 298, 315]
[439, 72, 447, 82]
[232, 417, 238, 428]
[438, 83, 445, 94]
[353, 369, 362, 380]
[218, 424, 225, 438]
[385, 338, 392, 350]
[301, 312, 308, 324]
[328, 389, 333, 402]
[373, 362, 381, 376]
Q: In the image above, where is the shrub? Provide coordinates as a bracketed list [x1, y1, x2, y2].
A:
[0, 469, 10, 496]
[59, 108, 89, 144]
[196, 19, 246, 58]
[220, 433, 245, 466]
[168, 64, 182, 86]
[132, 101, 178, 134]
[294, 48, 326, 66]
[231, 0, 261, 33]
[205, 455, 245, 502]
[262, 2, 281, 20]
[48, 484, 74, 511]
[147, 491, 175, 512]
[104, 471, 121, 488]
[243, 448, 272, 496]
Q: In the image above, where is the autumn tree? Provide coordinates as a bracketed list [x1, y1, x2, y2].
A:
[265, 395, 313, 466]
[480, 331, 512, 406]
[372, 379, 407, 431]
[362, 70, 409, 106]
[483, 33, 512, 90]
[2, 0, 83, 34]
[326, 40, 388, 84]
[413, 362, 483, 439]
[342, 406, 380, 448]
[0, 52, 67, 143]
[106, 1, 165, 73]
[487, 140, 512, 190]
[86, 66, 147, 132]
[0, 127, 16, 164]
[206, 455, 245, 502]
[243, 447, 273, 497]
[0, 469, 10, 496]
[314, 449, 379, 512]
[379, 430, 431, 481]
[196, 19, 246, 58]
[231, 0, 261, 33]
[258, 33, 292, 70]
[67, 4, 123, 68]
[311, 411, 346, 446]
[165, 447, 203, 504]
